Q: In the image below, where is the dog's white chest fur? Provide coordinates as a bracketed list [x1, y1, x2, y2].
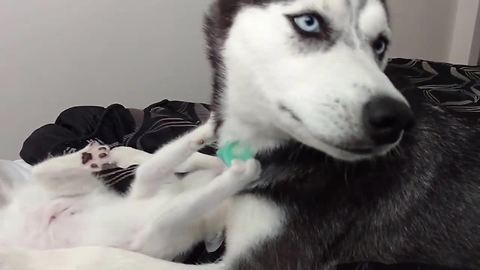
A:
[224, 195, 285, 261]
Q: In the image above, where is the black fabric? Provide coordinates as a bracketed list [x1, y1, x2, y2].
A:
[123, 100, 214, 155]
[20, 105, 135, 165]
[19, 58, 480, 268]
[386, 58, 480, 114]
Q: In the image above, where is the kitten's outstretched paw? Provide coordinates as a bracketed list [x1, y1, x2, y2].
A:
[189, 120, 217, 149]
[230, 159, 261, 182]
[224, 159, 261, 192]
[81, 143, 115, 172]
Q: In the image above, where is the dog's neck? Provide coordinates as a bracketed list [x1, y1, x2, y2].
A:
[213, 63, 294, 154]
[216, 90, 291, 155]
[217, 118, 282, 152]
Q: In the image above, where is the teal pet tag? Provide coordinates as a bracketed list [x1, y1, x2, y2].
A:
[217, 141, 254, 167]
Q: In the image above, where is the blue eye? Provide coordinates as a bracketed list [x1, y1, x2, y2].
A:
[293, 14, 321, 33]
[374, 40, 386, 54]
[372, 35, 389, 57]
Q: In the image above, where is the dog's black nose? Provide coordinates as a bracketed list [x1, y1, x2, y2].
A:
[363, 96, 414, 145]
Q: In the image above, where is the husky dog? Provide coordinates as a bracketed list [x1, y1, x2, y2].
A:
[0, 120, 260, 263]
[1, 0, 479, 269]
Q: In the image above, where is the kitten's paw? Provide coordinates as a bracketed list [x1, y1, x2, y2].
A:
[202, 117, 217, 141]
[189, 120, 217, 148]
[81, 143, 114, 172]
[228, 159, 261, 189]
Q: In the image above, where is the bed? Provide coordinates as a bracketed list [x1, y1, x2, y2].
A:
[15, 58, 480, 269]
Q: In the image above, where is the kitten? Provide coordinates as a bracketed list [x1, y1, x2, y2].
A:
[0, 121, 260, 260]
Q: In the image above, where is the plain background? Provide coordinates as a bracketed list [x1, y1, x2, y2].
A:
[1, 0, 480, 159]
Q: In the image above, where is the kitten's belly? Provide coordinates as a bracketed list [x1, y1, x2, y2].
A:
[44, 201, 88, 248]
[22, 198, 87, 249]
[3, 195, 117, 250]
[43, 195, 131, 249]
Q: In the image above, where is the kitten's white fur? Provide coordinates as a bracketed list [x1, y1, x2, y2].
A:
[0, 120, 260, 264]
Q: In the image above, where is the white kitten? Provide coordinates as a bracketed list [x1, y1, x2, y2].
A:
[0, 121, 261, 261]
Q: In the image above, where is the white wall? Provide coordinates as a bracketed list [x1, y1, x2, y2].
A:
[388, 0, 457, 62]
[0, 0, 213, 159]
[449, 0, 480, 65]
[473, 1, 480, 65]
[389, 0, 480, 64]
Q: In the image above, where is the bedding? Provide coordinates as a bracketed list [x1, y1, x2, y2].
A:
[18, 58, 480, 269]
[386, 58, 480, 114]
[0, 160, 32, 200]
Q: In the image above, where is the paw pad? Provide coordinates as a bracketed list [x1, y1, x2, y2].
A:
[82, 152, 93, 164]
[80, 143, 113, 171]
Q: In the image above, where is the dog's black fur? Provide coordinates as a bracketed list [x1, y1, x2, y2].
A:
[205, 1, 480, 269]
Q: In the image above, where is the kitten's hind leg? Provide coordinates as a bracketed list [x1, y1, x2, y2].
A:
[32, 143, 113, 196]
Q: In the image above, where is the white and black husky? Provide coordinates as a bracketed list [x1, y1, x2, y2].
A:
[1, 0, 479, 269]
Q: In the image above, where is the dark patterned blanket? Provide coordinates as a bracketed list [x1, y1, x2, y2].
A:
[387, 58, 480, 113]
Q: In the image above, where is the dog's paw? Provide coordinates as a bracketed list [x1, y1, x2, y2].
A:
[81, 143, 114, 172]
